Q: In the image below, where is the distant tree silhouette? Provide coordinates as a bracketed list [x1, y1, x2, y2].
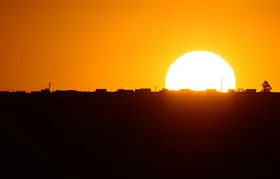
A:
[261, 80, 272, 92]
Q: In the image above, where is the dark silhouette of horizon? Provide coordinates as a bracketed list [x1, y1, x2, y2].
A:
[1, 89, 280, 178]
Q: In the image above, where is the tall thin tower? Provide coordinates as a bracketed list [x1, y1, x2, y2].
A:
[220, 77, 223, 92]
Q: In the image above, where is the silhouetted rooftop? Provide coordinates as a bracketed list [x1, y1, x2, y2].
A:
[1, 88, 280, 96]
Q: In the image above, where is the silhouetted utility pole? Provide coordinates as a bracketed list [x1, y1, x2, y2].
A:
[41, 82, 51, 94]
[220, 77, 223, 92]
[261, 80, 272, 92]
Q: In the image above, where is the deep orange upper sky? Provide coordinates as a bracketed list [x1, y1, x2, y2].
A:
[0, 0, 279, 92]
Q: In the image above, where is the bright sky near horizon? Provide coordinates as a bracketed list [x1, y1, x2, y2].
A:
[0, 0, 279, 91]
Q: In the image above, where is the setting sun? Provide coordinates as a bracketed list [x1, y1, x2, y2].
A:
[165, 51, 236, 92]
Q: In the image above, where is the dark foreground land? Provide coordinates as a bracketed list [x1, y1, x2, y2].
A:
[1, 90, 280, 178]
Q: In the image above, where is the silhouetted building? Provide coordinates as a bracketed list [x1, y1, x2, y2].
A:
[206, 89, 217, 93]
[54, 90, 66, 93]
[160, 88, 168, 93]
[13, 91, 27, 97]
[95, 89, 107, 93]
[30, 91, 42, 95]
[245, 89, 257, 94]
[117, 89, 134, 93]
[228, 89, 235, 93]
[179, 89, 191, 95]
[180, 89, 191, 92]
[67, 90, 78, 93]
[135, 88, 152, 93]
[40, 82, 51, 94]
[41, 88, 50, 94]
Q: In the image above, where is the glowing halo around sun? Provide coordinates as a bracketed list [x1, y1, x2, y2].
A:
[165, 51, 236, 92]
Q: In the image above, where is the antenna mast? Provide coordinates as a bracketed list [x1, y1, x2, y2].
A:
[220, 77, 223, 92]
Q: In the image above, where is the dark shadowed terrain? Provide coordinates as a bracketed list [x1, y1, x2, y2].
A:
[1, 90, 280, 178]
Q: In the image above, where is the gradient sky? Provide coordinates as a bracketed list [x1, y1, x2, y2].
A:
[0, 0, 279, 91]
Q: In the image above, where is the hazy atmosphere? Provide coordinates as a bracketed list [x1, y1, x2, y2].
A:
[0, 0, 279, 91]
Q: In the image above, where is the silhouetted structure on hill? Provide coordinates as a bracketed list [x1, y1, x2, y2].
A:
[1, 88, 280, 178]
[135, 88, 152, 93]
[41, 83, 51, 94]
[95, 89, 107, 93]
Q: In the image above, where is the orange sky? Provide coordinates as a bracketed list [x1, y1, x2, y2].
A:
[0, 0, 279, 92]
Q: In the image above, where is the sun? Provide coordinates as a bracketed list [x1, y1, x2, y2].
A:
[165, 51, 236, 92]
